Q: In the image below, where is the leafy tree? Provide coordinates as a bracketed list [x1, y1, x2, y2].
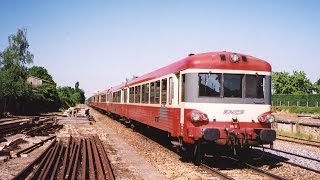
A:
[57, 82, 85, 109]
[272, 71, 315, 94]
[28, 66, 55, 83]
[291, 71, 314, 94]
[33, 83, 60, 112]
[272, 72, 293, 94]
[0, 28, 34, 112]
[0, 28, 33, 79]
[57, 86, 76, 109]
[316, 78, 320, 94]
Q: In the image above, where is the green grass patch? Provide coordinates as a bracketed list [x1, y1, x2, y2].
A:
[276, 129, 320, 142]
[272, 106, 320, 114]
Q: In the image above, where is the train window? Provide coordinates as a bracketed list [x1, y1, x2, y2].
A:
[161, 79, 167, 104]
[150, 82, 155, 104]
[181, 74, 185, 102]
[245, 75, 264, 98]
[113, 92, 117, 102]
[199, 73, 221, 97]
[135, 86, 141, 103]
[123, 89, 127, 103]
[155, 81, 160, 104]
[146, 83, 149, 104]
[224, 74, 243, 98]
[141, 84, 150, 104]
[169, 77, 173, 104]
[129, 87, 134, 103]
[117, 91, 121, 102]
[101, 94, 106, 102]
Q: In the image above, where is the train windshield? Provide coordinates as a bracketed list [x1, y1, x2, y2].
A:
[198, 73, 266, 99]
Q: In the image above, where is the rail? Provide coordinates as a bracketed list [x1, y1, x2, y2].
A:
[13, 135, 115, 180]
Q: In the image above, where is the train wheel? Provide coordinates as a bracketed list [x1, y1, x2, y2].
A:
[193, 141, 202, 166]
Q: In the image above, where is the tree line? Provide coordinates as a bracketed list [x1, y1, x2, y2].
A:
[0, 28, 85, 115]
[272, 71, 320, 95]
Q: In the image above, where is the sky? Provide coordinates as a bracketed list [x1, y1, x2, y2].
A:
[1, 0, 320, 97]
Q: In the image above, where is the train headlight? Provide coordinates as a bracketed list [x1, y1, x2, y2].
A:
[266, 114, 275, 123]
[191, 111, 209, 122]
[191, 112, 201, 122]
[258, 112, 275, 123]
[230, 53, 240, 62]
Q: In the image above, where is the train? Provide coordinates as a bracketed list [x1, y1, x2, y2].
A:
[89, 51, 276, 165]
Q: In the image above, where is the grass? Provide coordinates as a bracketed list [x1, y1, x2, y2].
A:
[276, 129, 320, 142]
[272, 106, 320, 114]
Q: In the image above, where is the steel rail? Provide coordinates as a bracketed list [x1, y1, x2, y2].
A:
[16, 135, 56, 157]
[65, 140, 78, 179]
[90, 136, 105, 180]
[38, 141, 59, 179]
[262, 152, 320, 174]
[94, 135, 115, 180]
[30, 143, 56, 179]
[257, 146, 320, 163]
[221, 156, 287, 180]
[71, 141, 81, 180]
[50, 143, 64, 180]
[201, 163, 234, 180]
[81, 138, 87, 180]
[86, 138, 95, 180]
[12, 139, 56, 180]
[59, 136, 72, 180]
[277, 135, 320, 148]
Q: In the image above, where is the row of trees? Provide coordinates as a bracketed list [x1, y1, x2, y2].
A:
[272, 71, 320, 94]
[0, 29, 85, 115]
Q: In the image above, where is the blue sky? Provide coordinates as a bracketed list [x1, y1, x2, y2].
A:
[1, 0, 320, 97]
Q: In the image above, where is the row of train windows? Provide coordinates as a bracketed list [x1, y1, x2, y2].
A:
[99, 78, 174, 104]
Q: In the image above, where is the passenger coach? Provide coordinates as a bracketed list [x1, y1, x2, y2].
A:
[90, 51, 276, 164]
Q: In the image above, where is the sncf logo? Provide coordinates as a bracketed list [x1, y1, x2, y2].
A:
[223, 110, 244, 115]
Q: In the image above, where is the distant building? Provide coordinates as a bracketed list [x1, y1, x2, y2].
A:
[27, 76, 52, 88]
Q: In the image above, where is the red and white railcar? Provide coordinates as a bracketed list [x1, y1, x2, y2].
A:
[90, 51, 276, 164]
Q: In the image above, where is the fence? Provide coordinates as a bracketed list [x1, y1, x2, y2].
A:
[272, 94, 320, 107]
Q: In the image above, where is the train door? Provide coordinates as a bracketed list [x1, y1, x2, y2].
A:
[179, 73, 185, 137]
[123, 88, 128, 118]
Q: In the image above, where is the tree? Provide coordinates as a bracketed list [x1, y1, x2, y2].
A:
[57, 82, 86, 109]
[28, 66, 55, 83]
[0, 28, 33, 79]
[316, 78, 320, 94]
[291, 71, 314, 94]
[272, 71, 315, 94]
[272, 72, 293, 94]
[0, 28, 34, 112]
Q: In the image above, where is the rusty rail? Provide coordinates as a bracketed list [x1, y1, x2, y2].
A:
[13, 135, 115, 180]
[16, 135, 56, 157]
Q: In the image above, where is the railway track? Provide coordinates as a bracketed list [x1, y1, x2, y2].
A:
[201, 163, 235, 180]
[276, 135, 320, 148]
[257, 145, 320, 163]
[13, 135, 115, 180]
[252, 149, 320, 175]
[221, 156, 287, 180]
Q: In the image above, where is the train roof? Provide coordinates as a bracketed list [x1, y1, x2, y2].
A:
[96, 51, 271, 94]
